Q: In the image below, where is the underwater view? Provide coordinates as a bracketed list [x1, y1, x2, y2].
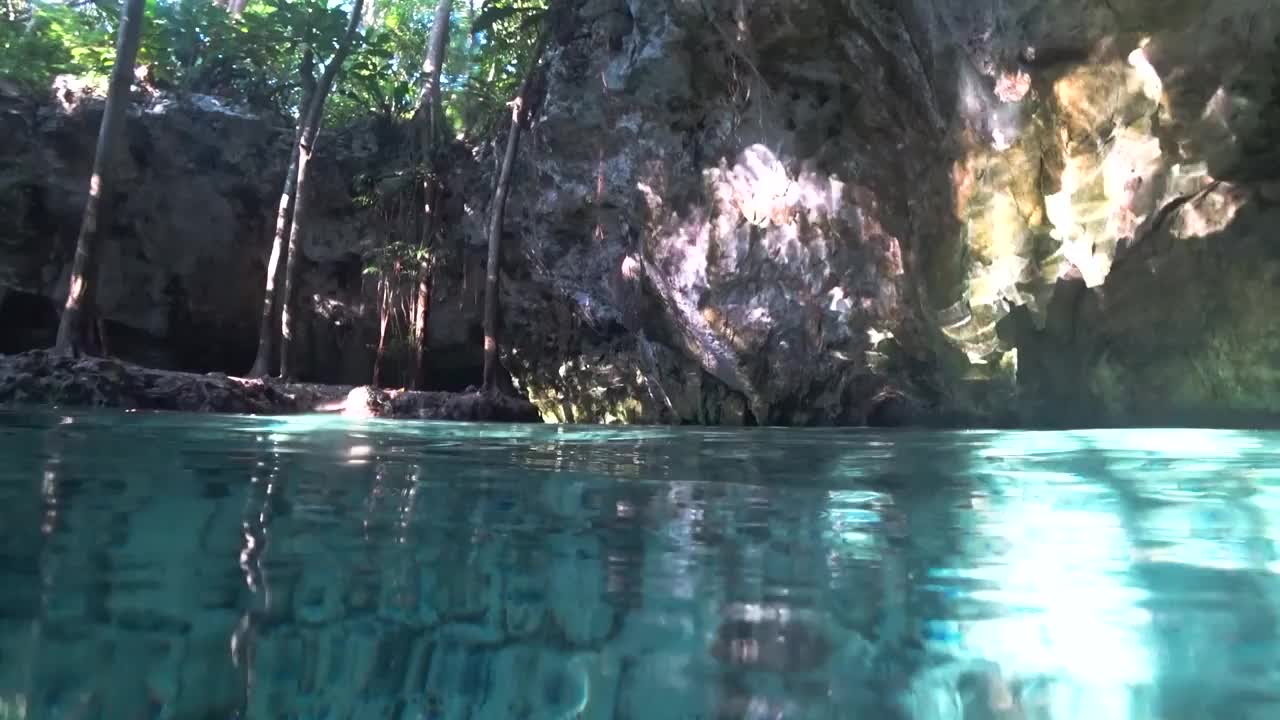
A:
[2, 409, 1279, 719]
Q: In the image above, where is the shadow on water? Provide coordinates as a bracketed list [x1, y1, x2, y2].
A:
[1076, 435, 1280, 719]
[3, 410, 1280, 718]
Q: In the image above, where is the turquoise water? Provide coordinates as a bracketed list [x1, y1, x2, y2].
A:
[2, 410, 1280, 719]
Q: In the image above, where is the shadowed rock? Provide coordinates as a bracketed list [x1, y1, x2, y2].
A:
[0, 350, 540, 421]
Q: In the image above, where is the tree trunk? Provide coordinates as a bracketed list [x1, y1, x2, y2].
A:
[412, 179, 442, 387]
[52, 0, 145, 357]
[482, 30, 547, 392]
[409, 0, 453, 389]
[417, 0, 452, 138]
[412, 261, 434, 386]
[372, 258, 399, 387]
[248, 145, 298, 377]
[215, 0, 249, 15]
[277, 0, 364, 379]
[278, 144, 313, 381]
[248, 50, 315, 377]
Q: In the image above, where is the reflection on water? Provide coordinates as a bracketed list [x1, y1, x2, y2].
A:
[2, 410, 1280, 719]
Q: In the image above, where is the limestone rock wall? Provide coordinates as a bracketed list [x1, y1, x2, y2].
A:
[0, 82, 486, 387]
[4, 0, 1280, 426]
[502, 0, 962, 425]
[496, 0, 1280, 426]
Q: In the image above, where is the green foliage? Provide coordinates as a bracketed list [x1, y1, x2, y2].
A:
[326, 0, 429, 124]
[327, 0, 546, 132]
[449, 0, 545, 137]
[1, 1, 114, 91]
[342, 0, 549, 295]
[2, 0, 549, 135]
[142, 0, 337, 111]
[0, 0, 353, 119]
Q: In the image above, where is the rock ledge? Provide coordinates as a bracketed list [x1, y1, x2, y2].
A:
[0, 350, 541, 422]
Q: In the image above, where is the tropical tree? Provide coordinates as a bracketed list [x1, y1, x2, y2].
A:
[8, 0, 555, 388]
[246, 46, 314, 378]
[408, 0, 452, 390]
[482, 19, 546, 391]
[277, 0, 366, 380]
[363, 0, 548, 389]
[52, 0, 146, 356]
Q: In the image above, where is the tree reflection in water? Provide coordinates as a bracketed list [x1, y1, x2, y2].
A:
[2, 414, 1280, 718]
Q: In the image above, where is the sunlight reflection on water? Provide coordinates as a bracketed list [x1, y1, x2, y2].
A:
[1, 410, 1278, 719]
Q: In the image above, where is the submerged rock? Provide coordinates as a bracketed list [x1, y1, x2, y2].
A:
[710, 603, 832, 674]
[0, 350, 540, 421]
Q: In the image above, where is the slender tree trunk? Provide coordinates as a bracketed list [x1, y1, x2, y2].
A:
[278, 144, 313, 380]
[248, 145, 298, 377]
[215, 0, 249, 15]
[412, 265, 434, 384]
[372, 258, 399, 387]
[248, 51, 315, 377]
[412, 180, 442, 387]
[372, 271, 386, 387]
[409, 0, 453, 389]
[417, 0, 452, 134]
[52, 0, 145, 357]
[482, 30, 547, 392]
[278, 0, 364, 379]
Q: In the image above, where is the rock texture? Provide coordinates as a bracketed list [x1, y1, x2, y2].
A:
[494, 0, 1280, 426]
[0, 78, 486, 388]
[4, 0, 1280, 426]
[0, 350, 540, 421]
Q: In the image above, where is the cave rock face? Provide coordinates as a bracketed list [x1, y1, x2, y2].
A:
[4, 0, 1280, 426]
[0, 83, 372, 379]
[0, 83, 482, 385]
[500, 0, 1280, 426]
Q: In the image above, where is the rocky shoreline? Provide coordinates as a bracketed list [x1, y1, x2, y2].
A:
[0, 350, 541, 422]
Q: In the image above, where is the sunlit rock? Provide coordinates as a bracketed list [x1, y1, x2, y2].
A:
[493, 0, 1268, 425]
[5, 0, 1280, 426]
[1027, 183, 1280, 425]
[503, 0, 1280, 426]
[504, 0, 953, 425]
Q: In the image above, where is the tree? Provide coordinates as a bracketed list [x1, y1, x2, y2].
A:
[481, 26, 546, 392]
[408, 0, 453, 390]
[278, 0, 365, 379]
[370, 254, 401, 387]
[52, 0, 146, 357]
[248, 48, 315, 378]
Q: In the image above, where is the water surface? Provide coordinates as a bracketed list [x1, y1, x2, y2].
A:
[2, 408, 1279, 719]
